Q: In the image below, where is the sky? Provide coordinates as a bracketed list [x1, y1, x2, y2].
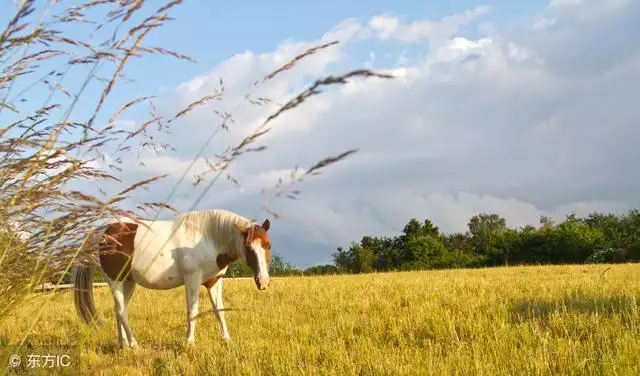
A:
[3, 0, 639, 268]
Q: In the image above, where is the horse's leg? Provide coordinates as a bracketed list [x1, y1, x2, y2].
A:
[115, 314, 126, 347]
[105, 276, 129, 348]
[205, 279, 230, 342]
[107, 277, 138, 349]
[184, 271, 202, 345]
[111, 287, 128, 347]
[120, 279, 138, 348]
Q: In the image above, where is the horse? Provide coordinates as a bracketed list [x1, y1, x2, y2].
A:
[72, 209, 272, 348]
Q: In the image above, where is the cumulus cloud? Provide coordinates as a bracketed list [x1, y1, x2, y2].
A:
[108, 0, 640, 267]
[369, 6, 491, 42]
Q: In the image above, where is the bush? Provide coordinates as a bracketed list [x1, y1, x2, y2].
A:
[586, 246, 628, 264]
[304, 264, 341, 275]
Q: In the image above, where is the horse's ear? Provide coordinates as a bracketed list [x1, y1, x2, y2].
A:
[234, 223, 247, 234]
[262, 219, 270, 231]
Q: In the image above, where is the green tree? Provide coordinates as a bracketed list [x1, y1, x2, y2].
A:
[360, 236, 400, 272]
[555, 218, 606, 263]
[400, 235, 448, 269]
[304, 264, 341, 275]
[468, 213, 507, 238]
[353, 244, 376, 273]
[622, 209, 640, 259]
[227, 260, 252, 277]
[269, 252, 302, 276]
[401, 218, 440, 241]
[332, 246, 355, 273]
[539, 216, 555, 228]
[583, 210, 640, 261]
[443, 232, 473, 253]
[421, 219, 440, 238]
[467, 213, 508, 265]
[402, 219, 422, 239]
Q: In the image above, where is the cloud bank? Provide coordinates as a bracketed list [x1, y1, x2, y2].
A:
[100, 0, 640, 267]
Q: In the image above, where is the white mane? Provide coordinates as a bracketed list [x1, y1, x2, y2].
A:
[176, 209, 253, 256]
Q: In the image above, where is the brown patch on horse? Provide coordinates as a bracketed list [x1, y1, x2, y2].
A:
[200, 254, 235, 288]
[216, 252, 238, 269]
[202, 278, 218, 289]
[234, 219, 272, 272]
[98, 222, 138, 281]
[201, 252, 240, 289]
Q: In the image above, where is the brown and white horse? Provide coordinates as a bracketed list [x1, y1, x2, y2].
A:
[72, 209, 272, 348]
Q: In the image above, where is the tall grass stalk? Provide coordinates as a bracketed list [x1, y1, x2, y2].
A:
[0, 0, 392, 349]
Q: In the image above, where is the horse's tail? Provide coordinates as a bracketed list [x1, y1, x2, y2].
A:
[72, 258, 103, 326]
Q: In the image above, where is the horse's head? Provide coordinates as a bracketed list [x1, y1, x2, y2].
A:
[234, 219, 271, 290]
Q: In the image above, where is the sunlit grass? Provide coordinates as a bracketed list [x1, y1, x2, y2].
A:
[2, 264, 640, 375]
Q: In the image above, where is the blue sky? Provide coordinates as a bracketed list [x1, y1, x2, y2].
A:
[3, 0, 639, 267]
[1, 0, 548, 117]
[140, 0, 546, 77]
[115, 0, 545, 93]
[2, 0, 547, 124]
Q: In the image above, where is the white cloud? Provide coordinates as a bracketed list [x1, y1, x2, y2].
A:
[110, 1, 640, 266]
[137, 155, 209, 180]
[369, 6, 491, 43]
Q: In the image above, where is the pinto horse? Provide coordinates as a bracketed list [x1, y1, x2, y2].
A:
[72, 209, 272, 348]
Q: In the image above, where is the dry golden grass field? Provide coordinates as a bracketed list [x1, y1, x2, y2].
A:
[2, 264, 640, 375]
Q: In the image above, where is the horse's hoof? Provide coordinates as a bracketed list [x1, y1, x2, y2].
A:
[120, 343, 139, 351]
[221, 336, 231, 344]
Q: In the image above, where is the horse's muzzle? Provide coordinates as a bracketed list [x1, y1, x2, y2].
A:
[254, 276, 269, 290]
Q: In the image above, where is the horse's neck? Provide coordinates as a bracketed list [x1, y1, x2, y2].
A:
[203, 217, 243, 256]
[211, 230, 242, 260]
[181, 211, 245, 258]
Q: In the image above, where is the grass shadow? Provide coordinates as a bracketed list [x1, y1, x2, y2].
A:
[88, 336, 230, 372]
[509, 293, 638, 326]
[163, 307, 248, 333]
[88, 347, 177, 373]
[90, 341, 185, 375]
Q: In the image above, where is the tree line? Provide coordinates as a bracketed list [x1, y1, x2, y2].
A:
[329, 209, 640, 274]
[245, 209, 640, 276]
